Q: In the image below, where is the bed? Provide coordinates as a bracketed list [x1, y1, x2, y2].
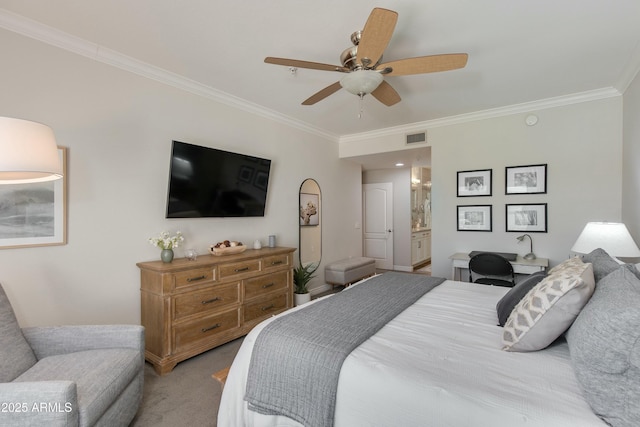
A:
[218, 252, 640, 427]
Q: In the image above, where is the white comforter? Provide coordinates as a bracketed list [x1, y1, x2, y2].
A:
[218, 279, 605, 427]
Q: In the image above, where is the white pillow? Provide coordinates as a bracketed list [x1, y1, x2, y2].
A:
[502, 257, 595, 352]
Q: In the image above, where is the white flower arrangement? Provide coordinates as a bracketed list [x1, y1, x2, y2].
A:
[148, 231, 184, 250]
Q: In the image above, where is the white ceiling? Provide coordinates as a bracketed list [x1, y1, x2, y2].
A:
[1, 1, 640, 169]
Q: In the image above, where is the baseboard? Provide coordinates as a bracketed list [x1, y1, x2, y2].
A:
[393, 265, 413, 272]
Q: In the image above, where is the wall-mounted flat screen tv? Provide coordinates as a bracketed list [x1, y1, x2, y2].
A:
[166, 141, 271, 218]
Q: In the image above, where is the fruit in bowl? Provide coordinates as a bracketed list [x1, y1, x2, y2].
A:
[209, 240, 246, 256]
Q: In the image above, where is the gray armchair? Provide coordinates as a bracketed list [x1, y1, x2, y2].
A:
[0, 283, 144, 426]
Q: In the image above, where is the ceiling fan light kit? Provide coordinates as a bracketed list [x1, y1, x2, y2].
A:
[340, 70, 384, 95]
[264, 7, 468, 107]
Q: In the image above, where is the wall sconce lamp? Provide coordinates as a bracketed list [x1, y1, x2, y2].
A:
[0, 117, 62, 184]
[516, 233, 536, 260]
[571, 222, 640, 258]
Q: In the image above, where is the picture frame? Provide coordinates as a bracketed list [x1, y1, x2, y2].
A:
[457, 169, 492, 197]
[299, 192, 319, 226]
[505, 164, 547, 194]
[506, 203, 547, 232]
[0, 147, 67, 249]
[457, 205, 492, 232]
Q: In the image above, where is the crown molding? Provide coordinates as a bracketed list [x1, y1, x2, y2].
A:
[0, 8, 338, 142]
[338, 87, 622, 144]
[0, 8, 624, 145]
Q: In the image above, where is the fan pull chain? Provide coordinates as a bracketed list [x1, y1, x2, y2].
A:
[358, 93, 364, 119]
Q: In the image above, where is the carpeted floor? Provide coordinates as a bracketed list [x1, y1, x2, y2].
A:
[130, 337, 243, 427]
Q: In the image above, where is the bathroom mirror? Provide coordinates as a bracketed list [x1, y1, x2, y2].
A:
[299, 178, 321, 268]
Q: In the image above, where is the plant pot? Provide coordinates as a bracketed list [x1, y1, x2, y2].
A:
[294, 292, 311, 306]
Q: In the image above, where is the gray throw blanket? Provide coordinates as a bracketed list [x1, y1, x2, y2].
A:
[244, 271, 445, 427]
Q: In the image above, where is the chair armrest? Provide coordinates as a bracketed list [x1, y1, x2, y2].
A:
[0, 381, 78, 426]
[21, 325, 144, 360]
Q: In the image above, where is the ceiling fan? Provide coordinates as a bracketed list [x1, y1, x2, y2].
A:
[264, 7, 468, 107]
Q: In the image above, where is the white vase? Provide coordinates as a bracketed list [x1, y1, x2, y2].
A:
[294, 292, 311, 306]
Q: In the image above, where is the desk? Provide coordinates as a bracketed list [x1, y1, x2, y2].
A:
[449, 252, 549, 282]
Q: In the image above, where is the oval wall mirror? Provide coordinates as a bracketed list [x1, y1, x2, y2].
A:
[299, 178, 321, 269]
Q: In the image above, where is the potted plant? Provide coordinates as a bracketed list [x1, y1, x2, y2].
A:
[293, 262, 317, 306]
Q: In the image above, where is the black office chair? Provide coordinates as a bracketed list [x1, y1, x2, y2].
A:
[468, 252, 516, 287]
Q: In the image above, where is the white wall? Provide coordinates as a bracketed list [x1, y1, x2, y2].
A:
[430, 98, 623, 277]
[343, 97, 624, 279]
[0, 29, 362, 326]
[623, 71, 640, 241]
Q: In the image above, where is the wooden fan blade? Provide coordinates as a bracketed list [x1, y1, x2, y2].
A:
[302, 81, 342, 105]
[379, 53, 468, 76]
[356, 8, 398, 68]
[265, 57, 349, 73]
[371, 80, 401, 106]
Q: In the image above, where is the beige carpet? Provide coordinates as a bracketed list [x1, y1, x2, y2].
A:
[130, 338, 243, 427]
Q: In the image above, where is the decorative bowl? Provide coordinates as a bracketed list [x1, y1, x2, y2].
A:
[209, 245, 247, 256]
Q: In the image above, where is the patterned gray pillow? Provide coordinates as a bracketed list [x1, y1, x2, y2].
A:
[496, 271, 546, 327]
[566, 265, 640, 427]
[0, 283, 37, 382]
[503, 257, 595, 352]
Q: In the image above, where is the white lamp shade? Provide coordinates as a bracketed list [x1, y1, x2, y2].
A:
[571, 222, 640, 257]
[340, 70, 384, 95]
[0, 117, 62, 184]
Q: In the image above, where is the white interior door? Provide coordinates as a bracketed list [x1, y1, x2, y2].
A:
[363, 183, 393, 270]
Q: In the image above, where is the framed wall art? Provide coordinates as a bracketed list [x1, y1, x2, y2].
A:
[506, 203, 547, 232]
[505, 164, 547, 194]
[299, 192, 319, 226]
[457, 205, 492, 232]
[0, 147, 67, 249]
[457, 169, 492, 197]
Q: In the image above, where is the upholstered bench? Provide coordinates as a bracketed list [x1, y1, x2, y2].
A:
[325, 257, 376, 288]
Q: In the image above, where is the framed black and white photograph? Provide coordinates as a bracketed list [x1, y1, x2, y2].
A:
[457, 169, 492, 197]
[457, 205, 492, 232]
[506, 203, 547, 232]
[0, 147, 67, 249]
[505, 164, 547, 194]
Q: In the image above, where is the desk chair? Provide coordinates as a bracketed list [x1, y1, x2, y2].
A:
[468, 252, 516, 287]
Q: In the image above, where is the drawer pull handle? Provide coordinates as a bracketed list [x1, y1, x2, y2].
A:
[262, 283, 275, 289]
[234, 267, 250, 272]
[201, 297, 220, 305]
[271, 260, 283, 265]
[187, 275, 206, 282]
[261, 304, 275, 311]
[202, 323, 221, 333]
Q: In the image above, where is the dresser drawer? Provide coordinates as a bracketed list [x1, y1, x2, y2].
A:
[262, 254, 290, 271]
[173, 267, 216, 290]
[243, 293, 288, 323]
[244, 271, 288, 300]
[173, 282, 240, 321]
[219, 259, 261, 280]
[173, 309, 240, 353]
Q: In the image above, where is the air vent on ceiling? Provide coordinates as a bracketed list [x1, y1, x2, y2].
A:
[406, 131, 426, 145]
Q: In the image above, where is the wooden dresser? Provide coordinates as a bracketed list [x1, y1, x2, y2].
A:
[137, 246, 295, 375]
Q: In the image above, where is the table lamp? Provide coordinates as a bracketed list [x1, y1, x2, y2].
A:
[516, 234, 536, 260]
[571, 222, 640, 258]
